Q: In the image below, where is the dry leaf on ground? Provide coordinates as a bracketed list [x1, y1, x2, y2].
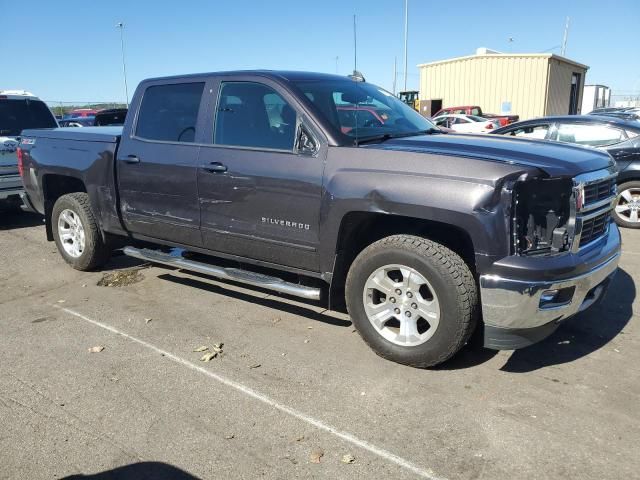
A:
[341, 454, 356, 464]
[200, 352, 218, 362]
[309, 448, 324, 464]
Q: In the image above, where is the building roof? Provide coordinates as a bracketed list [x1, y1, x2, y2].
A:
[417, 52, 589, 71]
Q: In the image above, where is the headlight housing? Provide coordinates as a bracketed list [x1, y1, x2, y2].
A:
[512, 177, 573, 255]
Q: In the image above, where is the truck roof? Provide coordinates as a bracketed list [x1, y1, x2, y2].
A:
[142, 70, 353, 84]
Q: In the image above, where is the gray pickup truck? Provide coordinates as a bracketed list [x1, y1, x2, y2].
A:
[18, 71, 621, 367]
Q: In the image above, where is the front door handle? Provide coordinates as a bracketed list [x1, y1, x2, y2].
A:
[124, 155, 140, 164]
[204, 162, 227, 173]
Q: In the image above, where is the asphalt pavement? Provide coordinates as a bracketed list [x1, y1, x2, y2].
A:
[1, 210, 638, 480]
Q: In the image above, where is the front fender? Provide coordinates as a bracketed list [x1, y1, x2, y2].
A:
[318, 168, 512, 274]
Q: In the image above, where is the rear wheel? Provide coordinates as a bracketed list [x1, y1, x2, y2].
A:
[346, 235, 478, 368]
[52, 193, 111, 270]
[613, 181, 640, 229]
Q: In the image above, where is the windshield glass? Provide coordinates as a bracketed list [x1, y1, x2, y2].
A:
[467, 115, 487, 122]
[0, 99, 57, 137]
[293, 79, 436, 142]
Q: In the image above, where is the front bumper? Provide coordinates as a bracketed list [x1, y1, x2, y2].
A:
[479, 224, 621, 349]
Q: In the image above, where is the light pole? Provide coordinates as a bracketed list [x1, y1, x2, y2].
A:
[403, 0, 408, 92]
[116, 22, 129, 108]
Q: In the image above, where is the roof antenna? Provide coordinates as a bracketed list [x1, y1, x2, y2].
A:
[353, 14, 357, 73]
[349, 14, 365, 82]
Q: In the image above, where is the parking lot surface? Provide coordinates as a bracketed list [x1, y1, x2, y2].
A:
[1, 210, 639, 480]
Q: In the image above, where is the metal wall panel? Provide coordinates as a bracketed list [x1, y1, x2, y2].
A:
[419, 54, 588, 120]
[545, 59, 587, 115]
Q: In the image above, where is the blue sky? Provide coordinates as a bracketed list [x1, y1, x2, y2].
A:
[3, 0, 639, 103]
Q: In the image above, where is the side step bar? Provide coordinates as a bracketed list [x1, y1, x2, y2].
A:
[123, 246, 321, 301]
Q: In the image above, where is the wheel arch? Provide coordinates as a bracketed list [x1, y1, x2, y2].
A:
[328, 211, 477, 311]
[42, 174, 88, 241]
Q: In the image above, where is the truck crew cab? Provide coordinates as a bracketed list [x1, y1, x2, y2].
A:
[18, 71, 621, 367]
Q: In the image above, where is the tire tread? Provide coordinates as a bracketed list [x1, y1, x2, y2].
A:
[52, 192, 110, 271]
[346, 234, 478, 368]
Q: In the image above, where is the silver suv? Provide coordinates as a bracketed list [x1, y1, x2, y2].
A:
[1, 90, 57, 206]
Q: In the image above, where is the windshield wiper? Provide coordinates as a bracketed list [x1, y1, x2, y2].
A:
[355, 129, 440, 146]
[355, 133, 394, 145]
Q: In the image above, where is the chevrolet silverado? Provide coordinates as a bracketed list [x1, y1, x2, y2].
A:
[18, 71, 621, 367]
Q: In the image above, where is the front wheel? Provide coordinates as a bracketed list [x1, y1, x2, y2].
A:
[52, 193, 111, 270]
[613, 181, 640, 229]
[345, 235, 478, 368]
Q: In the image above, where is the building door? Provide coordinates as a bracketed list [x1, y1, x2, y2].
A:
[569, 72, 581, 114]
[430, 99, 442, 116]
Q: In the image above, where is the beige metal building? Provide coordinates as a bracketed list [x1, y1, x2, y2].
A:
[417, 50, 589, 120]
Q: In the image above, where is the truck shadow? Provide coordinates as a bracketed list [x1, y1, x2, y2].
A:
[442, 268, 635, 371]
[0, 209, 43, 230]
[59, 461, 200, 479]
[500, 267, 635, 372]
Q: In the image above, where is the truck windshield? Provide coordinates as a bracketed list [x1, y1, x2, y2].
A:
[0, 99, 57, 137]
[292, 79, 436, 143]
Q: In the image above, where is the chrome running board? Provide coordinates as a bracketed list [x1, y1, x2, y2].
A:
[123, 246, 321, 301]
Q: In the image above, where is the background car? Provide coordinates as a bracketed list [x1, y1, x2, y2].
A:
[58, 108, 128, 128]
[94, 108, 127, 126]
[58, 116, 96, 127]
[64, 108, 97, 118]
[493, 115, 640, 228]
[434, 105, 519, 126]
[433, 114, 499, 133]
[0, 89, 57, 208]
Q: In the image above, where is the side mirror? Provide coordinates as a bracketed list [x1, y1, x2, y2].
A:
[296, 124, 318, 156]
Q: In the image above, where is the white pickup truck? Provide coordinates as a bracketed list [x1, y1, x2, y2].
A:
[0, 90, 57, 206]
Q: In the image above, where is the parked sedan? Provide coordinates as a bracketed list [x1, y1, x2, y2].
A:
[433, 114, 499, 133]
[493, 115, 640, 228]
[58, 116, 96, 127]
[58, 109, 128, 128]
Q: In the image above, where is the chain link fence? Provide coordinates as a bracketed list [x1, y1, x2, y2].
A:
[610, 93, 640, 109]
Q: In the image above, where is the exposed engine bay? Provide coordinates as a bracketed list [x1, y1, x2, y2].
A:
[513, 177, 573, 255]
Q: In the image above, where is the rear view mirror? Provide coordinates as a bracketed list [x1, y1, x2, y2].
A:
[341, 91, 369, 105]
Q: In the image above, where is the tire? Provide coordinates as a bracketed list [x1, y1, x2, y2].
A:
[345, 235, 477, 368]
[52, 193, 111, 271]
[612, 181, 640, 229]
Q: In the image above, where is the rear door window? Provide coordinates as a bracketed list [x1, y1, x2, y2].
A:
[135, 82, 204, 143]
[504, 124, 550, 139]
[556, 123, 626, 147]
[0, 99, 57, 137]
[214, 82, 297, 151]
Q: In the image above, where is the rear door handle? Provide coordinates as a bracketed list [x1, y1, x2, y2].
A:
[204, 162, 227, 173]
[123, 155, 140, 164]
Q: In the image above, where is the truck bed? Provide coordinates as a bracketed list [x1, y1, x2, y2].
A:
[21, 126, 123, 143]
[19, 126, 124, 237]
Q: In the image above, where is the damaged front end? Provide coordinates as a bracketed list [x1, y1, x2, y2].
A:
[512, 176, 575, 255]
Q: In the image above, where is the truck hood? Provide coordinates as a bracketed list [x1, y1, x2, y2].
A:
[364, 133, 615, 177]
[0, 136, 19, 172]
